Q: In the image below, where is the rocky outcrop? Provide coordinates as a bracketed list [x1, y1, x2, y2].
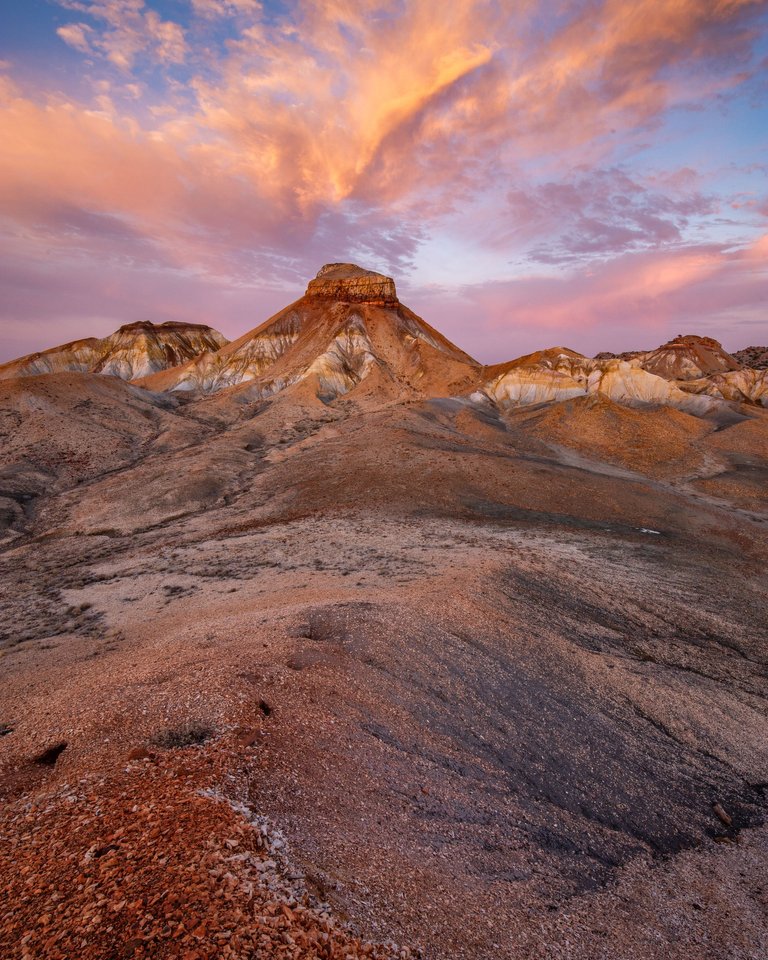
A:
[483, 368, 586, 406]
[96, 322, 228, 380]
[595, 363, 715, 413]
[593, 336, 742, 381]
[733, 346, 768, 370]
[679, 369, 768, 406]
[302, 317, 378, 397]
[593, 349, 644, 362]
[305, 264, 398, 304]
[481, 335, 768, 417]
[142, 296, 479, 401]
[482, 351, 719, 416]
[149, 313, 304, 393]
[0, 338, 105, 379]
[0, 321, 228, 382]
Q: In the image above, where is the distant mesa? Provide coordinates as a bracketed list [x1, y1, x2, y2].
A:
[0, 320, 228, 382]
[481, 349, 704, 413]
[115, 320, 218, 335]
[593, 350, 643, 362]
[480, 333, 767, 414]
[306, 263, 398, 304]
[593, 335, 739, 380]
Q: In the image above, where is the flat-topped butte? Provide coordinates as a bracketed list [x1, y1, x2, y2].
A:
[306, 263, 398, 304]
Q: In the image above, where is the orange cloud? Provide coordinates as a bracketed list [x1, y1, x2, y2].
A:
[24, 0, 765, 229]
[187, 0, 502, 213]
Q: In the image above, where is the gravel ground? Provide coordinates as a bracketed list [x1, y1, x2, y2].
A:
[1, 376, 767, 959]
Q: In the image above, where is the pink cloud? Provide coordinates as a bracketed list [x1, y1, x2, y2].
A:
[21, 0, 768, 249]
[405, 235, 768, 361]
[56, 23, 94, 54]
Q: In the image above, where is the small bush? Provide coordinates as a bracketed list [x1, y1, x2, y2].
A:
[152, 722, 214, 750]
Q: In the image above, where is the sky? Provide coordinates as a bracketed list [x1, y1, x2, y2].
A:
[1, 0, 767, 364]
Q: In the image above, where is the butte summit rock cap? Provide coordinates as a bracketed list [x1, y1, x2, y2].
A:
[305, 263, 398, 304]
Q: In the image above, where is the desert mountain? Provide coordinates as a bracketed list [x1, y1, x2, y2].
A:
[678, 368, 768, 406]
[139, 264, 480, 401]
[2, 268, 764, 421]
[0, 320, 228, 382]
[125, 270, 760, 416]
[476, 330, 768, 414]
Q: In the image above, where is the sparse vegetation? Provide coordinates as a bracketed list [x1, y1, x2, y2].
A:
[152, 722, 215, 749]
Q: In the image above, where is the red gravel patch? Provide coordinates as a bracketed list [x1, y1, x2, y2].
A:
[0, 742, 414, 960]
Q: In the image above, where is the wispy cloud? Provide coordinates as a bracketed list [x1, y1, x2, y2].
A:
[504, 168, 717, 264]
[190, 0, 262, 18]
[56, 0, 187, 69]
